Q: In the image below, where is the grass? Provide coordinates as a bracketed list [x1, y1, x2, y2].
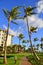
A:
[27, 52, 43, 65]
[0, 53, 30, 65]
[0, 52, 43, 65]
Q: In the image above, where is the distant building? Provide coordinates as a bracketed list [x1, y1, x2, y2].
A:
[0, 29, 13, 47]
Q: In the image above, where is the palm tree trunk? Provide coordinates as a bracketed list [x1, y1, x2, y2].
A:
[3, 21, 10, 64]
[26, 15, 40, 61]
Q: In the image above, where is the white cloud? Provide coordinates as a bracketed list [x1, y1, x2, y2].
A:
[24, 15, 43, 28]
[37, 0, 43, 13]
[3, 25, 21, 36]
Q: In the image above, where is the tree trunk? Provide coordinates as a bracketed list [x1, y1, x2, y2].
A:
[26, 15, 40, 61]
[18, 39, 20, 52]
[3, 21, 10, 64]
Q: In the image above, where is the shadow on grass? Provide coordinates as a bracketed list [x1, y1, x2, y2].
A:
[0, 55, 14, 58]
[7, 55, 14, 58]
[0, 62, 3, 64]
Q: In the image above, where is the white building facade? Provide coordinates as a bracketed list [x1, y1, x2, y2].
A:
[0, 29, 13, 47]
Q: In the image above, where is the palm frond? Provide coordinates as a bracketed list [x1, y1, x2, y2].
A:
[22, 40, 26, 43]
[2, 9, 10, 18]
[34, 38, 38, 41]
[10, 11, 21, 20]
[15, 17, 24, 19]
[27, 12, 37, 16]
[11, 6, 21, 13]
[11, 11, 21, 16]
[18, 33, 24, 40]
[24, 15, 26, 18]
[12, 15, 24, 20]
[27, 7, 36, 11]
[29, 12, 37, 15]
[24, 12, 37, 17]
[11, 21, 18, 25]
[30, 27, 37, 33]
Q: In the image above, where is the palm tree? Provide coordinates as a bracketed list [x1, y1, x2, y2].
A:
[3, 6, 21, 64]
[22, 40, 26, 51]
[22, 40, 29, 51]
[22, 39, 26, 45]
[23, 6, 40, 61]
[40, 38, 43, 52]
[36, 44, 39, 50]
[18, 33, 24, 52]
[22, 40, 29, 47]
[34, 37, 38, 47]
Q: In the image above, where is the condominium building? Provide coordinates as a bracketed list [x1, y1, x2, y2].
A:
[0, 29, 13, 47]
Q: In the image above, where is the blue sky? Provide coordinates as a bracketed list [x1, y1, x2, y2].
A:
[0, 0, 43, 48]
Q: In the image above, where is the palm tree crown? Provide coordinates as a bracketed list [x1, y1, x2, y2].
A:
[3, 6, 21, 22]
[30, 26, 37, 33]
[34, 38, 38, 42]
[18, 33, 24, 40]
[24, 6, 37, 17]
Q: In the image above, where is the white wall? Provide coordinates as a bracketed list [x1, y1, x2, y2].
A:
[7, 35, 12, 46]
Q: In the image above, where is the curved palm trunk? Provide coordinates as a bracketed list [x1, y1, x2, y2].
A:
[26, 15, 40, 61]
[3, 21, 10, 64]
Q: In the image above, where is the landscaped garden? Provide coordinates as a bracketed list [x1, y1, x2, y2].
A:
[0, 52, 43, 65]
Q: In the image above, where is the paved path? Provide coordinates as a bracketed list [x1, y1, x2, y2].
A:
[20, 57, 32, 65]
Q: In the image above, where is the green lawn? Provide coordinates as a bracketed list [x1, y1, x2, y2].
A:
[0, 53, 30, 65]
[0, 52, 43, 65]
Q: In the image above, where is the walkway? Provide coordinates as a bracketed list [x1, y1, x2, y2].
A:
[20, 57, 32, 65]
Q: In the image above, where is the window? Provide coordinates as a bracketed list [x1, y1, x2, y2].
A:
[1, 44, 3, 46]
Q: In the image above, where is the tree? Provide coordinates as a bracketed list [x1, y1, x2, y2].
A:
[36, 44, 39, 50]
[40, 38, 43, 52]
[23, 6, 40, 61]
[34, 37, 38, 47]
[22, 40, 29, 52]
[22, 40, 29, 47]
[22, 40, 27, 51]
[17, 33, 24, 52]
[40, 44, 43, 52]
[7, 46, 12, 54]
[12, 44, 18, 53]
[3, 6, 21, 64]
[22, 40, 26, 46]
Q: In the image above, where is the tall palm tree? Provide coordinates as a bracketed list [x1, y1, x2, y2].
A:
[3, 6, 21, 64]
[18, 33, 24, 52]
[23, 6, 40, 61]
[34, 37, 38, 47]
